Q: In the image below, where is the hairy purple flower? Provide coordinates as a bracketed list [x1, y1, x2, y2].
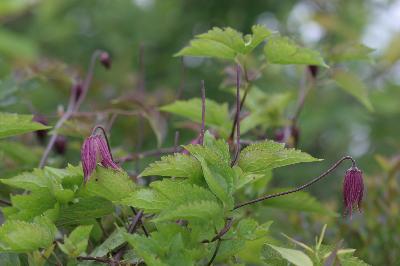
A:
[100, 52, 111, 69]
[343, 167, 364, 217]
[81, 134, 119, 183]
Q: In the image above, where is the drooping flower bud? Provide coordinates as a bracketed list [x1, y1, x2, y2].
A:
[53, 135, 68, 154]
[100, 52, 111, 69]
[307, 65, 319, 78]
[72, 82, 83, 103]
[343, 167, 364, 217]
[33, 114, 48, 143]
[81, 134, 119, 183]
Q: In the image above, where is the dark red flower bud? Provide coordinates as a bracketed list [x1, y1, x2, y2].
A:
[308, 65, 319, 78]
[53, 135, 68, 155]
[72, 83, 83, 103]
[343, 167, 364, 217]
[33, 114, 48, 143]
[81, 134, 119, 183]
[100, 52, 111, 69]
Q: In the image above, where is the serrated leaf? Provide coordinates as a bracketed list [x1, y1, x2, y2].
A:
[203, 131, 231, 165]
[238, 140, 321, 173]
[82, 167, 135, 203]
[154, 200, 222, 223]
[120, 188, 170, 213]
[160, 98, 230, 137]
[175, 25, 271, 59]
[333, 70, 374, 111]
[122, 179, 223, 224]
[125, 224, 201, 266]
[265, 244, 313, 266]
[244, 24, 272, 53]
[0, 113, 50, 139]
[0, 217, 56, 252]
[3, 189, 57, 221]
[262, 189, 337, 216]
[0, 169, 51, 191]
[140, 153, 202, 183]
[56, 197, 113, 226]
[58, 225, 93, 257]
[338, 253, 370, 266]
[264, 36, 328, 67]
[185, 145, 234, 209]
[236, 218, 272, 241]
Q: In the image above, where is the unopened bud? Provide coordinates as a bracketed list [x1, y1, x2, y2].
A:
[343, 167, 364, 217]
[33, 114, 48, 143]
[100, 52, 111, 69]
[54, 135, 68, 155]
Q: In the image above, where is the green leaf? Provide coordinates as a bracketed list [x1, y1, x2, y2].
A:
[58, 225, 93, 257]
[120, 188, 170, 213]
[90, 227, 127, 257]
[238, 140, 321, 173]
[160, 98, 230, 137]
[0, 29, 38, 60]
[264, 36, 328, 67]
[338, 253, 370, 266]
[122, 179, 223, 224]
[0, 141, 41, 166]
[82, 167, 136, 203]
[236, 218, 272, 241]
[185, 145, 235, 209]
[203, 131, 231, 165]
[142, 108, 167, 148]
[175, 25, 271, 59]
[56, 197, 114, 226]
[140, 153, 203, 183]
[154, 200, 222, 223]
[330, 43, 374, 63]
[0, 169, 51, 191]
[265, 244, 313, 266]
[262, 189, 337, 216]
[125, 224, 202, 266]
[0, 113, 50, 139]
[3, 189, 57, 221]
[333, 70, 374, 111]
[0, 253, 21, 266]
[0, 216, 56, 252]
[244, 24, 272, 53]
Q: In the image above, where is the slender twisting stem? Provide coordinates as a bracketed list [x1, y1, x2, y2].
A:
[113, 210, 145, 263]
[231, 64, 241, 166]
[92, 125, 115, 161]
[199, 80, 206, 145]
[202, 217, 234, 243]
[130, 207, 149, 237]
[0, 199, 11, 206]
[233, 156, 356, 210]
[229, 64, 250, 141]
[39, 50, 103, 168]
[207, 239, 222, 266]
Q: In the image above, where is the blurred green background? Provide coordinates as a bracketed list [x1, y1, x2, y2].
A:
[1, 0, 399, 265]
